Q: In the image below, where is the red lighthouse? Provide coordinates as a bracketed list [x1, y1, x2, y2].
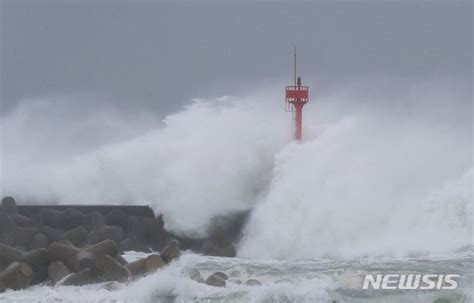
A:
[285, 48, 309, 141]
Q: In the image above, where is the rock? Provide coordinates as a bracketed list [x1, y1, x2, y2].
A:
[95, 255, 130, 283]
[0, 232, 14, 247]
[57, 239, 75, 247]
[114, 254, 128, 266]
[48, 244, 94, 272]
[0, 213, 15, 234]
[0, 244, 23, 270]
[59, 208, 86, 230]
[245, 279, 262, 286]
[10, 214, 36, 227]
[29, 233, 48, 250]
[14, 226, 39, 247]
[63, 226, 88, 246]
[40, 225, 88, 246]
[0, 214, 39, 248]
[0, 244, 49, 284]
[48, 261, 71, 284]
[0, 216, 15, 247]
[20, 248, 50, 284]
[39, 208, 85, 230]
[125, 258, 147, 278]
[88, 225, 124, 245]
[229, 279, 242, 284]
[183, 268, 204, 283]
[0, 244, 23, 269]
[127, 216, 147, 239]
[48, 239, 119, 272]
[61, 268, 96, 286]
[120, 237, 151, 253]
[1, 197, 17, 214]
[105, 210, 129, 230]
[82, 211, 105, 231]
[213, 271, 228, 280]
[0, 209, 35, 228]
[166, 239, 181, 249]
[39, 208, 62, 228]
[160, 245, 180, 263]
[0, 262, 33, 292]
[205, 272, 228, 287]
[83, 239, 119, 258]
[118, 216, 149, 252]
[146, 216, 166, 251]
[145, 254, 166, 273]
[160, 240, 181, 263]
[125, 254, 165, 278]
[39, 226, 63, 243]
[206, 211, 250, 248]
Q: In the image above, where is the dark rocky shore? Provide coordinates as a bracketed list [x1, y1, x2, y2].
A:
[0, 196, 251, 292]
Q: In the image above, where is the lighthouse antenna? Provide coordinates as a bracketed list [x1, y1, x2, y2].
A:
[293, 46, 297, 86]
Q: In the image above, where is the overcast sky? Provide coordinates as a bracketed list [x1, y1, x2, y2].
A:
[1, 1, 472, 115]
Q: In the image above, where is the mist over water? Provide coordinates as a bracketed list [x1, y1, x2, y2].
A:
[0, 78, 472, 258]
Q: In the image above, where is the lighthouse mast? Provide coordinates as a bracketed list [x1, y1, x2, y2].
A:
[285, 48, 309, 141]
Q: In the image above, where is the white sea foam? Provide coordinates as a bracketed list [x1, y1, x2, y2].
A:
[0, 251, 471, 303]
[0, 252, 340, 303]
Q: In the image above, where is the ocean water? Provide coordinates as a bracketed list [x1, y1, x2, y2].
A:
[1, 248, 472, 303]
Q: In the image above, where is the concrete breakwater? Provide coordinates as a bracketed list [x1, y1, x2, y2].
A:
[0, 196, 249, 292]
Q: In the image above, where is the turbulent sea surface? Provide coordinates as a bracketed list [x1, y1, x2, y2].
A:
[1, 248, 472, 303]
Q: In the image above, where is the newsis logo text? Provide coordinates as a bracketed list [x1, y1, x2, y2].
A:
[363, 274, 459, 290]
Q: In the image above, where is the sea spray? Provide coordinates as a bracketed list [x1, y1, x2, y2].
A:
[240, 79, 472, 258]
[1, 79, 471, 257]
[0, 91, 289, 236]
